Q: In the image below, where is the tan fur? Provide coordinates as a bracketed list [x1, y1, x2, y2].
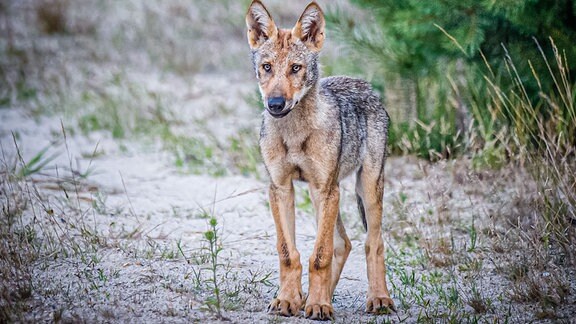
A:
[246, 1, 394, 320]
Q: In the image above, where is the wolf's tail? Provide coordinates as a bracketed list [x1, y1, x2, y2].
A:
[356, 194, 367, 232]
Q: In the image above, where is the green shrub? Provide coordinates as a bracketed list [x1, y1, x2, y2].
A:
[326, 0, 576, 161]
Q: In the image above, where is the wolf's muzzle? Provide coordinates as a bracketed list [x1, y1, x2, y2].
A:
[267, 97, 291, 118]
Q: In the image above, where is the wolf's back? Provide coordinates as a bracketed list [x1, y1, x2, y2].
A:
[320, 76, 389, 231]
[320, 76, 384, 114]
[319, 75, 389, 162]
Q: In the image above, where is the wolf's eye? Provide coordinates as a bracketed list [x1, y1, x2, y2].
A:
[262, 63, 271, 72]
[291, 64, 301, 73]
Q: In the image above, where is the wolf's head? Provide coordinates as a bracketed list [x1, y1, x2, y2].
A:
[246, 1, 325, 118]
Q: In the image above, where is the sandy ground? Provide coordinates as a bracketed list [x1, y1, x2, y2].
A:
[1, 0, 574, 323]
[4, 100, 568, 323]
[0, 109, 498, 323]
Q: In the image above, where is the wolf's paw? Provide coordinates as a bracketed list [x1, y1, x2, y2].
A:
[268, 297, 302, 317]
[366, 296, 395, 314]
[304, 303, 334, 321]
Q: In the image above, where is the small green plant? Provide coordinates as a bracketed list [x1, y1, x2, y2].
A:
[202, 217, 225, 319]
[14, 140, 60, 179]
[399, 269, 417, 287]
[466, 283, 489, 314]
[91, 191, 108, 215]
[467, 216, 477, 252]
[227, 128, 261, 178]
[158, 126, 226, 176]
[296, 187, 314, 215]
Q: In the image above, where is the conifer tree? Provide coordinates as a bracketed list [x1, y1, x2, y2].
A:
[328, 0, 576, 159]
[346, 0, 576, 95]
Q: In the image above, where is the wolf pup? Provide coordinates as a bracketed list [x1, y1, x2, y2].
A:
[246, 1, 394, 320]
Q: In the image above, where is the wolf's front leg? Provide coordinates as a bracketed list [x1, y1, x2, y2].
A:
[306, 184, 340, 320]
[268, 183, 303, 316]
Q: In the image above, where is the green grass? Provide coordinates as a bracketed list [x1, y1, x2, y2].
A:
[157, 125, 226, 176]
[55, 72, 230, 176]
[0, 135, 110, 321]
[296, 186, 314, 216]
[227, 127, 262, 178]
[386, 228, 496, 322]
[14, 141, 60, 179]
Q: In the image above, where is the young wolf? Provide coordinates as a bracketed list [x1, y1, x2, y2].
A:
[246, 1, 394, 320]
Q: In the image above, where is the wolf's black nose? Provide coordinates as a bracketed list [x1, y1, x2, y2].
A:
[267, 97, 286, 113]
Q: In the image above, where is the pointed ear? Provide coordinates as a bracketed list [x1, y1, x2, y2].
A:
[292, 2, 325, 52]
[246, 0, 278, 49]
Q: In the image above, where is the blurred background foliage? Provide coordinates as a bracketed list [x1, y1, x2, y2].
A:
[326, 0, 576, 162]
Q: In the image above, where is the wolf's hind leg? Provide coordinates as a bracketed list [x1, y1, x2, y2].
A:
[357, 167, 395, 314]
[309, 188, 351, 296]
[330, 214, 351, 296]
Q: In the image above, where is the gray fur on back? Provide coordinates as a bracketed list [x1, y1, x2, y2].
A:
[320, 76, 389, 181]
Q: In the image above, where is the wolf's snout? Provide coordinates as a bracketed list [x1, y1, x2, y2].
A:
[267, 97, 286, 113]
